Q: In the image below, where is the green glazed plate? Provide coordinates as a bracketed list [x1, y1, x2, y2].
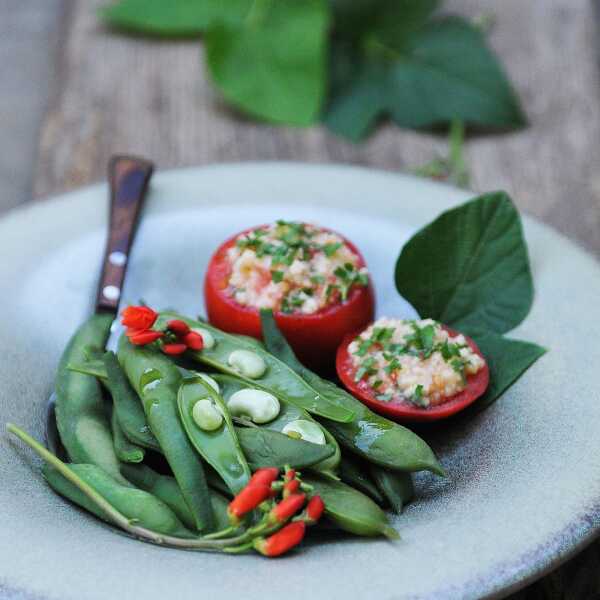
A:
[1, 163, 599, 599]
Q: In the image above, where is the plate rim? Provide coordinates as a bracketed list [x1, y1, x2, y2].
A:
[2, 161, 600, 600]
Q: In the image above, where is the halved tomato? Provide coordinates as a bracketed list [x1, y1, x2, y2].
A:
[204, 226, 375, 371]
[336, 326, 489, 422]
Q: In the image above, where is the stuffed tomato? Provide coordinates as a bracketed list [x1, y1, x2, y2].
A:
[336, 318, 489, 422]
[205, 221, 375, 370]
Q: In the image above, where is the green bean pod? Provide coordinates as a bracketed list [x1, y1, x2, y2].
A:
[43, 463, 194, 538]
[103, 352, 160, 451]
[303, 475, 398, 539]
[235, 427, 334, 470]
[120, 463, 230, 532]
[54, 313, 128, 485]
[260, 310, 444, 476]
[117, 337, 215, 532]
[157, 312, 354, 424]
[339, 455, 386, 506]
[369, 465, 414, 514]
[177, 376, 251, 495]
[111, 407, 144, 463]
[214, 374, 340, 474]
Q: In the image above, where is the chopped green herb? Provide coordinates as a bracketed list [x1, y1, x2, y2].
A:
[323, 242, 342, 257]
[271, 270, 284, 283]
[376, 393, 393, 402]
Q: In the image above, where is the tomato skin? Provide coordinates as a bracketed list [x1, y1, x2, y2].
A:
[336, 326, 489, 422]
[204, 227, 375, 371]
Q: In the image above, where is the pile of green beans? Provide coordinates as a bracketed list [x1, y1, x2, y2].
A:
[8, 308, 445, 553]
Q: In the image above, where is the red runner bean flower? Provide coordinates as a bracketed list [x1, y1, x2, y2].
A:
[249, 467, 280, 488]
[161, 343, 188, 356]
[128, 330, 164, 346]
[183, 331, 204, 351]
[254, 521, 306, 557]
[121, 306, 158, 330]
[269, 493, 306, 524]
[228, 483, 272, 524]
[283, 479, 300, 498]
[167, 319, 190, 336]
[304, 495, 325, 525]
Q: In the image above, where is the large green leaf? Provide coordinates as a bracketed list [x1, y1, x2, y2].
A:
[395, 191, 534, 335]
[205, 0, 330, 126]
[467, 332, 546, 414]
[325, 16, 526, 140]
[330, 0, 440, 45]
[99, 0, 250, 37]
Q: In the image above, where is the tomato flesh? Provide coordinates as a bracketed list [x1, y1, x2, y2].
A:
[336, 326, 489, 422]
[204, 227, 375, 371]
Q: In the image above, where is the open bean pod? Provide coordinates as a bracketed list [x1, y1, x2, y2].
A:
[156, 312, 354, 424]
[260, 310, 444, 476]
[177, 376, 251, 495]
[214, 374, 341, 475]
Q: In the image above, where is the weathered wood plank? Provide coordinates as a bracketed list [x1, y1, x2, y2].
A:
[35, 1, 600, 256]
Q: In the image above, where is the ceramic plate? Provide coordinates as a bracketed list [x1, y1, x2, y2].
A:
[1, 163, 599, 600]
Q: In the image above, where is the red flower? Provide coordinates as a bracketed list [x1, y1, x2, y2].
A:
[161, 343, 187, 355]
[304, 495, 325, 525]
[121, 306, 157, 330]
[283, 479, 300, 498]
[228, 484, 272, 524]
[253, 521, 306, 557]
[167, 319, 190, 336]
[249, 467, 279, 488]
[269, 493, 306, 524]
[128, 330, 164, 346]
[183, 331, 204, 351]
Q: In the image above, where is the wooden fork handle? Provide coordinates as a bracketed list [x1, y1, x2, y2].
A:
[95, 155, 154, 314]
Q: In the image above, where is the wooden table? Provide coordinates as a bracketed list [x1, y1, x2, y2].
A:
[2, 1, 599, 597]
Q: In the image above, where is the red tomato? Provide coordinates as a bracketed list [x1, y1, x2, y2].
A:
[336, 326, 489, 422]
[204, 226, 375, 371]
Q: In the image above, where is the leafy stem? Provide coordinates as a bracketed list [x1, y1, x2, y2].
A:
[5, 423, 273, 552]
[414, 120, 470, 188]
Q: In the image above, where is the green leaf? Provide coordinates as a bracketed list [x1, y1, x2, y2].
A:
[99, 0, 250, 37]
[466, 332, 546, 414]
[395, 191, 534, 335]
[205, 0, 330, 126]
[325, 16, 526, 140]
[330, 0, 440, 44]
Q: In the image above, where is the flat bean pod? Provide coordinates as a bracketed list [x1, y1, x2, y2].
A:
[111, 407, 144, 463]
[339, 455, 386, 506]
[369, 465, 414, 514]
[260, 310, 444, 476]
[157, 312, 354, 424]
[120, 463, 230, 532]
[43, 463, 194, 538]
[178, 376, 251, 495]
[54, 314, 128, 484]
[214, 374, 340, 474]
[235, 427, 334, 470]
[303, 475, 398, 539]
[103, 352, 160, 451]
[117, 337, 215, 532]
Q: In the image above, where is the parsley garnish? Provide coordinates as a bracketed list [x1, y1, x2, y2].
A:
[271, 270, 284, 283]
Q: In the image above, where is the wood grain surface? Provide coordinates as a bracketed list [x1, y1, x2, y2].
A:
[29, 1, 600, 598]
[35, 0, 600, 258]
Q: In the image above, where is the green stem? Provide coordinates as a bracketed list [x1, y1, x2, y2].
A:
[6, 424, 254, 552]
